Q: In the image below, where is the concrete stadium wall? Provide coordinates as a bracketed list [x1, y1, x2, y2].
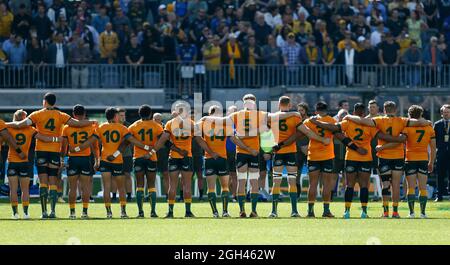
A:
[0, 89, 166, 110]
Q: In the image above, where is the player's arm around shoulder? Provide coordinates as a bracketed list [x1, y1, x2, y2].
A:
[343, 114, 376, 127]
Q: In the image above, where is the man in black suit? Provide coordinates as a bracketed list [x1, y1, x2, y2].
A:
[46, 32, 68, 88]
[434, 104, 450, 202]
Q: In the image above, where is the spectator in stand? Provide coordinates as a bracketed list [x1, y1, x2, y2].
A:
[307, 4, 322, 27]
[69, 35, 92, 88]
[356, 38, 379, 87]
[407, 11, 427, 48]
[92, 5, 110, 34]
[295, 23, 309, 46]
[321, 35, 337, 87]
[366, 0, 387, 21]
[336, 42, 356, 86]
[332, 19, 347, 45]
[423, 36, 447, 86]
[47, 0, 67, 26]
[253, 12, 272, 46]
[264, 4, 282, 29]
[366, 7, 384, 28]
[54, 15, 72, 44]
[351, 14, 370, 41]
[125, 33, 144, 88]
[99, 22, 119, 64]
[387, 9, 405, 38]
[5, 35, 27, 88]
[142, 26, 164, 64]
[242, 0, 258, 22]
[176, 35, 197, 97]
[0, 42, 8, 87]
[262, 34, 282, 86]
[276, 25, 291, 48]
[0, 2, 14, 41]
[423, 0, 438, 29]
[28, 36, 45, 88]
[188, 0, 208, 22]
[190, 8, 209, 44]
[397, 30, 413, 56]
[295, 12, 312, 35]
[242, 35, 262, 87]
[378, 32, 401, 86]
[12, 4, 32, 40]
[47, 32, 68, 88]
[370, 22, 386, 47]
[128, 0, 146, 31]
[223, 33, 242, 82]
[203, 34, 221, 86]
[402, 40, 422, 87]
[337, 0, 355, 23]
[304, 36, 321, 86]
[313, 20, 328, 48]
[2, 33, 15, 54]
[113, 7, 131, 36]
[282, 32, 306, 85]
[337, 31, 357, 52]
[33, 4, 53, 45]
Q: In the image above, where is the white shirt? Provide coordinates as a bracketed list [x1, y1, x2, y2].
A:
[56, 43, 65, 68]
[370, 30, 382, 47]
[264, 12, 282, 29]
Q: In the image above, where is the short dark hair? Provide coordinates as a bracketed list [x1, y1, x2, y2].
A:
[297, 102, 309, 113]
[279, 96, 290, 106]
[408, 105, 423, 119]
[315, 101, 328, 112]
[242, 94, 256, 101]
[384, 101, 397, 113]
[117, 108, 126, 113]
[44, 92, 56, 106]
[105, 107, 119, 121]
[353, 102, 365, 113]
[73, 104, 86, 116]
[138, 104, 152, 119]
[338, 99, 348, 108]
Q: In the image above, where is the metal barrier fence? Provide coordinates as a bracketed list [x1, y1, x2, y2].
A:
[1, 63, 449, 99]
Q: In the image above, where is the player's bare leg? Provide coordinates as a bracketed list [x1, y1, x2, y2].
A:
[166, 170, 180, 218]
[237, 164, 248, 217]
[162, 170, 169, 200]
[19, 177, 30, 219]
[343, 172, 357, 219]
[391, 170, 402, 218]
[219, 175, 230, 217]
[322, 172, 336, 218]
[79, 175, 90, 218]
[248, 168, 260, 217]
[182, 170, 194, 217]
[135, 170, 146, 217]
[358, 172, 371, 218]
[146, 171, 158, 217]
[114, 175, 128, 218]
[417, 173, 428, 218]
[101, 172, 113, 218]
[307, 170, 320, 217]
[8, 176, 19, 219]
[206, 174, 219, 217]
[68, 175, 79, 219]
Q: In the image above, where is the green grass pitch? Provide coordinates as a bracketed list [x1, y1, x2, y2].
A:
[0, 201, 449, 245]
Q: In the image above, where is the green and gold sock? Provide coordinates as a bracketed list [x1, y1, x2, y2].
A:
[136, 187, 144, 213]
[308, 201, 314, 215]
[49, 185, 57, 212]
[419, 189, 428, 215]
[407, 188, 416, 214]
[251, 193, 258, 213]
[23, 201, 29, 215]
[323, 202, 330, 214]
[168, 200, 175, 213]
[289, 185, 298, 213]
[39, 184, 48, 213]
[11, 202, 18, 215]
[149, 188, 157, 213]
[271, 186, 280, 214]
[221, 190, 229, 212]
[185, 198, 192, 213]
[393, 202, 399, 213]
[208, 190, 218, 214]
[237, 193, 246, 212]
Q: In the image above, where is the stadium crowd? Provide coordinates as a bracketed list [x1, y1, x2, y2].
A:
[0, 0, 450, 90]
